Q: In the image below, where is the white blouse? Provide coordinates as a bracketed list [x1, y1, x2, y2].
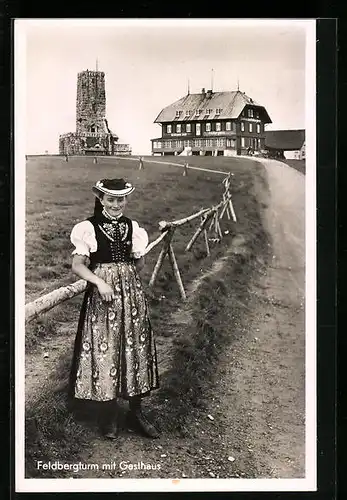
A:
[70, 220, 149, 259]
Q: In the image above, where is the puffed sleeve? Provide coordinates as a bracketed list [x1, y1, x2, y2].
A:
[70, 220, 97, 257]
[132, 220, 149, 258]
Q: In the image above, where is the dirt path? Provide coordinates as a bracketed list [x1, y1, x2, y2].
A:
[65, 159, 305, 480]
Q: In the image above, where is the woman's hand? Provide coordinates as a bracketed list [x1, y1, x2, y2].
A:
[134, 257, 145, 272]
[72, 256, 113, 301]
[96, 280, 115, 302]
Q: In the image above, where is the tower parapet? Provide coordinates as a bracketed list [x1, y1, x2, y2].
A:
[59, 69, 131, 156]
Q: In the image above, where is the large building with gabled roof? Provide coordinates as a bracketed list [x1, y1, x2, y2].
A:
[151, 87, 272, 156]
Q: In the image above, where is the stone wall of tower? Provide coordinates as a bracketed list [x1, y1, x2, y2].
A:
[59, 68, 132, 155]
[76, 70, 106, 134]
[59, 133, 83, 155]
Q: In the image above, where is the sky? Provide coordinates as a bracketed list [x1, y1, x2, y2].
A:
[18, 19, 313, 155]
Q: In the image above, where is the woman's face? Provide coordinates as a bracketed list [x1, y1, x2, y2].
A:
[100, 195, 127, 217]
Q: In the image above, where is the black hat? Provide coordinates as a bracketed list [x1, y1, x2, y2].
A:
[92, 178, 135, 198]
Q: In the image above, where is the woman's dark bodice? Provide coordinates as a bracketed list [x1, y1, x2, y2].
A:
[87, 214, 133, 267]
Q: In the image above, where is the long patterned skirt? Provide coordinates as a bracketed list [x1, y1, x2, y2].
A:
[69, 262, 159, 402]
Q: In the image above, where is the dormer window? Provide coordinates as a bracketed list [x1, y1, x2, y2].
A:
[205, 108, 212, 115]
[216, 108, 223, 115]
[195, 109, 201, 116]
[185, 110, 191, 117]
[175, 110, 181, 117]
[248, 109, 254, 118]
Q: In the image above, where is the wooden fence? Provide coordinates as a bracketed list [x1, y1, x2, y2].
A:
[25, 172, 237, 324]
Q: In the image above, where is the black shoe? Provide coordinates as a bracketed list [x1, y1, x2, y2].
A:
[127, 409, 160, 439]
[100, 420, 119, 440]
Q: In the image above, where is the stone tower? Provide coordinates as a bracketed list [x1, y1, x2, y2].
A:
[76, 70, 106, 135]
[59, 69, 131, 156]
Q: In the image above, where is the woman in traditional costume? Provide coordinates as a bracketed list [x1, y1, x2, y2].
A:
[68, 178, 160, 439]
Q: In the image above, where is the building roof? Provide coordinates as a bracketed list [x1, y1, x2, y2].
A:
[154, 90, 272, 124]
[264, 129, 305, 150]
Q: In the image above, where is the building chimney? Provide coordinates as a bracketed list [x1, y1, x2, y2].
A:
[201, 88, 206, 97]
[206, 89, 213, 99]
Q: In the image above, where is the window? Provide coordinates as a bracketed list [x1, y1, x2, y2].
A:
[195, 109, 201, 116]
[175, 110, 181, 117]
[195, 139, 202, 147]
[258, 138, 261, 149]
[184, 140, 189, 147]
[248, 109, 254, 118]
[206, 139, 213, 147]
[167, 124, 172, 133]
[177, 140, 182, 148]
[216, 108, 222, 115]
[157, 142, 162, 149]
[257, 123, 261, 134]
[216, 122, 221, 132]
[226, 121, 232, 131]
[205, 108, 212, 115]
[217, 138, 224, 147]
[249, 123, 253, 133]
[196, 123, 201, 136]
[206, 123, 211, 132]
[241, 137, 245, 148]
[186, 123, 191, 133]
[241, 122, 245, 132]
[256, 111, 260, 119]
[185, 110, 191, 117]
[176, 124, 181, 133]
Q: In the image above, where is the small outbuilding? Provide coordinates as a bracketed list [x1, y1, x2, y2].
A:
[264, 129, 305, 159]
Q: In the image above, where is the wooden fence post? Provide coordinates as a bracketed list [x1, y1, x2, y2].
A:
[208, 209, 217, 232]
[214, 209, 223, 240]
[221, 173, 237, 222]
[204, 227, 210, 256]
[185, 211, 213, 252]
[168, 243, 186, 300]
[148, 231, 171, 288]
[183, 163, 189, 176]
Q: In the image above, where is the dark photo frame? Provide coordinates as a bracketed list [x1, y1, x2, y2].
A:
[0, 13, 338, 500]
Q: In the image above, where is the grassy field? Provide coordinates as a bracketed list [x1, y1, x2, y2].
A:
[26, 155, 238, 300]
[25, 154, 264, 349]
[24, 154, 270, 477]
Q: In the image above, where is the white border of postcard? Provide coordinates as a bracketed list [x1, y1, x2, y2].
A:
[15, 18, 316, 493]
